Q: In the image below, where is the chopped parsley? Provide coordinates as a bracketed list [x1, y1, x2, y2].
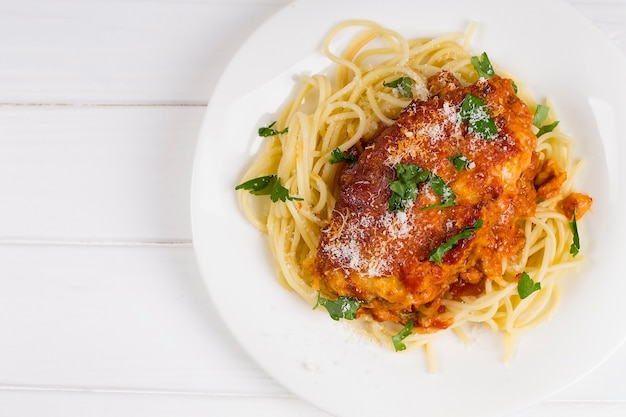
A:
[313, 292, 364, 321]
[429, 219, 483, 264]
[536, 120, 560, 137]
[449, 153, 472, 171]
[422, 174, 456, 210]
[570, 207, 580, 257]
[459, 93, 498, 141]
[329, 147, 356, 164]
[258, 121, 288, 137]
[383, 76, 414, 98]
[388, 164, 457, 212]
[471, 52, 495, 79]
[392, 320, 415, 352]
[471, 52, 519, 94]
[235, 175, 303, 202]
[532, 105, 560, 137]
[387, 164, 458, 212]
[388, 164, 430, 211]
[533, 105, 550, 127]
[517, 272, 541, 299]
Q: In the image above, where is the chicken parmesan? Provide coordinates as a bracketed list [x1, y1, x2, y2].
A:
[313, 72, 538, 328]
[236, 20, 592, 356]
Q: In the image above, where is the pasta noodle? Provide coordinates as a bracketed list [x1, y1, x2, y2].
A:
[236, 20, 586, 366]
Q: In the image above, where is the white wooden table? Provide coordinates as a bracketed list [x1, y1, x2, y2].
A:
[0, 1, 624, 416]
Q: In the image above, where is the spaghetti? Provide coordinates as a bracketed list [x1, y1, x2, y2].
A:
[236, 20, 591, 365]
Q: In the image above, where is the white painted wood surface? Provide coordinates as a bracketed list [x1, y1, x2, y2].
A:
[0, 0, 624, 415]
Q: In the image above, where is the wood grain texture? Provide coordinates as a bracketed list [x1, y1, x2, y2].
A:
[0, 389, 624, 417]
[0, 245, 289, 395]
[0, 0, 622, 105]
[0, 1, 280, 104]
[0, 106, 201, 241]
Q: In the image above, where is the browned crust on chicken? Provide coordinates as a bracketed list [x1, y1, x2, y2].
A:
[313, 72, 539, 328]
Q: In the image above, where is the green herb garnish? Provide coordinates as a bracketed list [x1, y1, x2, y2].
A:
[392, 320, 415, 352]
[422, 174, 456, 210]
[517, 272, 541, 299]
[235, 175, 275, 195]
[449, 153, 472, 171]
[329, 147, 357, 164]
[313, 292, 364, 321]
[536, 120, 559, 137]
[459, 94, 498, 141]
[570, 207, 580, 257]
[383, 76, 414, 98]
[532, 105, 560, 137]
[533, 105, 550, 127]
[388, 164, 430, 211]
[258, 121, 288, 137]
[388, 164, 457, 212]
[471, 52, 495, 79]
[512, 80, 518, 94]
[235, 175, 303, 202]
[429, 219, 483, 264]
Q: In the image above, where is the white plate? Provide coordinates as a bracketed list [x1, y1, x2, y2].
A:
[191, 1, 626, 416]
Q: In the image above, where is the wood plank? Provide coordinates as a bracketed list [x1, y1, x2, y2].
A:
[0, 105, 202, 241]
[0, 390, 333, 417]
[0, 389, 624, 417]
[0, 244, 284, 395]
[0, 0, 621, 105]
[0, 1, 283, 104]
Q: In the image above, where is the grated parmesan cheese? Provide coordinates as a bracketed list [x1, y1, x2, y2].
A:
[322, 208, 415, 277]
